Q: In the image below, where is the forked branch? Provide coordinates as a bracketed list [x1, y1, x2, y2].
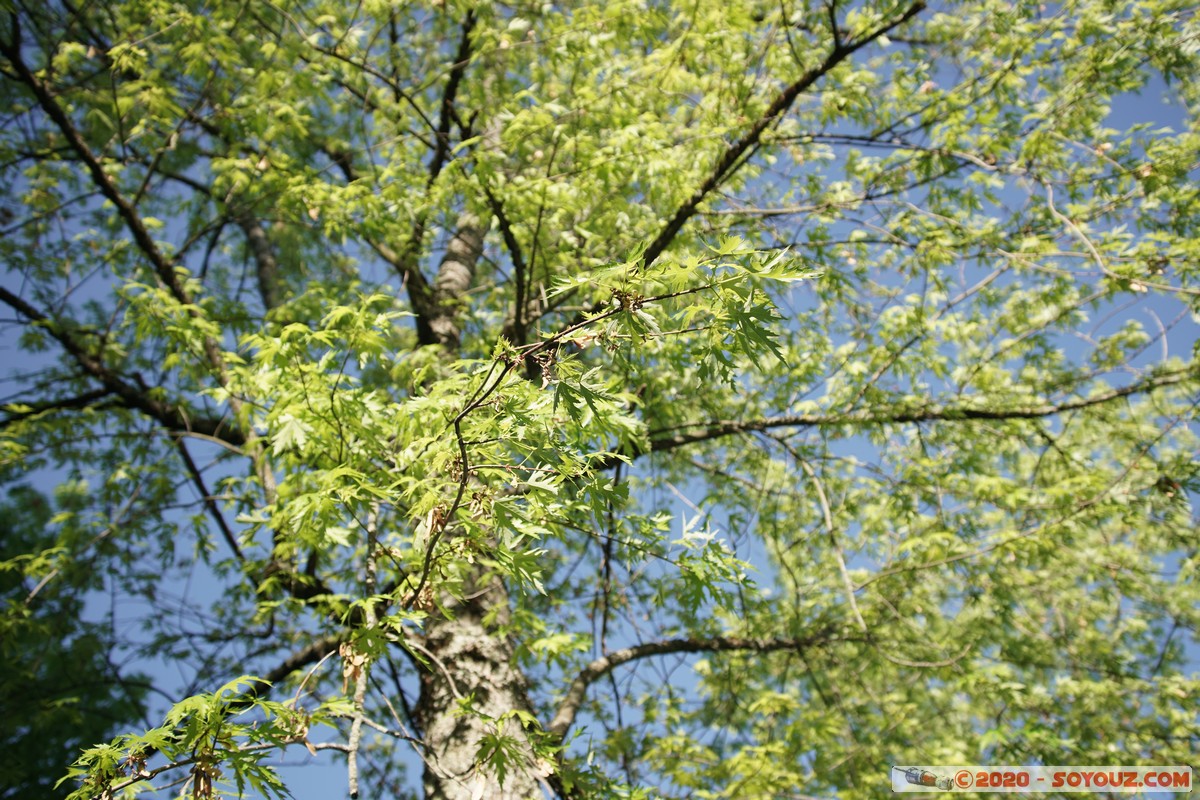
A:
[639, 0, 927, 270]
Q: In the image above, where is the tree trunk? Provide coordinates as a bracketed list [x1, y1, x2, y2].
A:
[415, 572, 543, 799]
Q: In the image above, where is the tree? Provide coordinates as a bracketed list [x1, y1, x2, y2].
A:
[1, 0, 1197, 798]
[0, 480, 150, 800]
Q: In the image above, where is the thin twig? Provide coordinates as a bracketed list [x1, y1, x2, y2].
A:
[347, 505, 380, 799]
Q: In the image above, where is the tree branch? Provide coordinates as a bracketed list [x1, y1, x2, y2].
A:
[361, 9, 477, 347]
[0, 388, 115, 428]
[347, 510, 380, 799]
[279, 141, 439, 338]
[639, 365, 1197, 459]
[254, 634, 343, 691]
[0, 286, 242, 444]
[427, 11, 477, 187]
[0, 18, 191, 307]
[1, 15, 240, 394]
[547, 630, 842, 741]
[638, 0, 926, 270]
[173, 436, 243, 561]
[0, 291, 333, 614]
[484, 185, 531, 346]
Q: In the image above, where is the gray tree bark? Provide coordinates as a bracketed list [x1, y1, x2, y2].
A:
[415, 575, 544, 799]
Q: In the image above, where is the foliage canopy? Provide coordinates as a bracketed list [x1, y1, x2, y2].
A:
[1, 0, 1198, 798]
